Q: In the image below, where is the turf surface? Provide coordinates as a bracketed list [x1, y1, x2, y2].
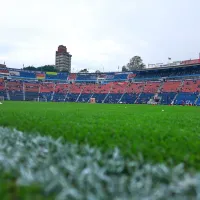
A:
[0, 101, 200, 169]
[0, 127, 198, 200]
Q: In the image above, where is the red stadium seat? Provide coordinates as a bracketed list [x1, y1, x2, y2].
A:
[161, 81, 181, 92]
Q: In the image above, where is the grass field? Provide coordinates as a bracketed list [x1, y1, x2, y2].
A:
[0, 101, 200, 168]
[0, 101, 200, 199]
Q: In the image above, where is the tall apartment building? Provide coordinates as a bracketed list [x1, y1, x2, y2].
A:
[55, 45, 72, 72]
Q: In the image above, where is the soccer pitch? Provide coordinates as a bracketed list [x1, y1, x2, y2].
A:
[0, 101, 200, 199]
[0, 101, 200, 168]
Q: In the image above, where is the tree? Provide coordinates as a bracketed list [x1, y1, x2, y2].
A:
[126, 56, 145, 71]
[23, 66, 37, 71]
[95, 70, 101, 73]
[79, 69, 89, 73]
[23, 65, 58, 72]
[37, 65, 57, 72]
[122, 66, 128, 72]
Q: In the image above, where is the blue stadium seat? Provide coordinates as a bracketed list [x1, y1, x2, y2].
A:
[39, 92, 52, 102]
[77, 94, 93, 103]
[92, 94, 107, 103]
[136, 93, 154, 104]
[121, 93, 138, 104]
[174, 92, 198, 105]
[25, 92, 39, 101]
[159, 92, 176, 105]
[195, 97, 200, 106]
[104, 94, 122, 103]
[76, 74, 97, 82]
[9, 91, 23, 101]
[114, 73, 128, 81]
[65, 93, 79, 102]
[58, 73, 68, 80]
[53, 93, 66, 102]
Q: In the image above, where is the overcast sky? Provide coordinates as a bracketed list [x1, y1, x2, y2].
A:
[0, 0, 200, 72]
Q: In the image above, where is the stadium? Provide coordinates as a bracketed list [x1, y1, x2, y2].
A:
[1, 58, 200, 199]
[1, 58, 200, 105]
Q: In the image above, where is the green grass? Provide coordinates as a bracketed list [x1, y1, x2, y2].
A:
[0, 101, 200, 169]
[0, 175, 55, 200]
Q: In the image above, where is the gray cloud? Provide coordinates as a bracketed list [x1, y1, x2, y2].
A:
[0, 0, 200, 71]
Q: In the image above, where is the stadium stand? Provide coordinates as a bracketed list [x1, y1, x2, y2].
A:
[76, 73, 97, 82]
[65, 83, 83, 102]
[174, 92, 197, 105]
[195, 96, 200, 106]
[45, 72, 68, 81]
[40, 82, 54, 101]
[172, 79, 200, 105]
[126, 82, 145, 94]
[7, 80, 23, 101]
[143, 81, 161, 93]
[161, 80, 182, 93]
[77, 83, 96, 103]
[24, 81, 40, 101]
[67, 73, 77, 81]
[114, 73, 129, 81]
[159, 92, 176, 105]
[0, 78, 7, 100]
[53, 83, 69, 102]
[2, 60, 200, 105]
[120, 93, 138, 104]
[104, 82, 127, 103]
[136, 93, 154, 104]
[136, 64, 200, 79]
[0, 69, 9, 75]
[181, 80, 200, 93]
[109, 82, 127, 93]
[105, 73, 115, 81]
[156, 80, 182, 105]
[20, 71, 36, 79]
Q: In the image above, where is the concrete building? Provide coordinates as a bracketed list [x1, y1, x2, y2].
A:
[55, 45, 72, 72]
[0, 63, 6, 68]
